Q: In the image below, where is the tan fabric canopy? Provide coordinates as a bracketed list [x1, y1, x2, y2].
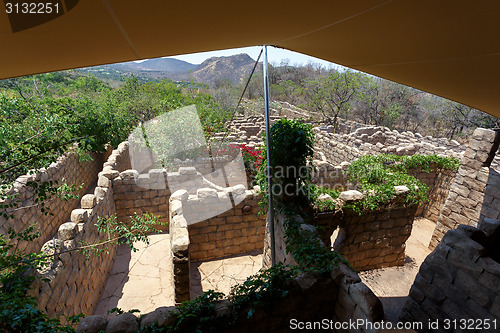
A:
[1, 0, 499, 119]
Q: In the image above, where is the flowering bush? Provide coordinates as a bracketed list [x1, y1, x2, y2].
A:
[215, 143, 263, 183]
[239, 144, 263, 181]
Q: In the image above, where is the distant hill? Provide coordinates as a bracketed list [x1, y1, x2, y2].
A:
[77, 54, 260, 86]
[182, 53, 259, 85]
[117, 58, 197, 74]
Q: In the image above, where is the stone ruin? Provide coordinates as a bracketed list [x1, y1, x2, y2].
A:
[1, 103, 499, 332]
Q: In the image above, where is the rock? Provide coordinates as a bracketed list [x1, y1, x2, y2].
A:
[77, 315, 107, 333]
[339, 190, 364, 201]
[178, 167, 197, 175]
[101, 166, 119, 179]
[172, 227, 189, 255]
[41, 239, 63, 255]
[58, 222, 78, 241]
[97, 175, 110, 188]
[317, 193, 333, 202]
[106, 312, 139, 333]
[472, 128, 497, 143]
[81, 194, 96, 209]
[120, 169, 139, 181]
[394, 185, 410, 195]
[197, 188, 218, 200]
[71, 209, 88, 223]
[140, 306, 175, 329]
[170, 190, 189, 202]
[479, 218, 500, 237]
[94, 187, 108, 200]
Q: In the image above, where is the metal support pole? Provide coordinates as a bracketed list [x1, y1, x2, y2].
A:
[263, 45, 276, 266]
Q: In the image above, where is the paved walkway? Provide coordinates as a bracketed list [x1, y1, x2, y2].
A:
[94, 234, 263, 316]
[190, 251, 263, 299]
[94, 219, 432, 322]
[94, 234, 174, 316]
[359, 217, 435, 323]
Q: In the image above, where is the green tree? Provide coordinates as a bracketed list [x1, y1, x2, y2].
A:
[301, 69, 366, 129]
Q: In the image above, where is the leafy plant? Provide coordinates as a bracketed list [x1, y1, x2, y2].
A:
[162, 290, 225, 333]
[228, 263, 296, 319]
[256, 118, 314, 206]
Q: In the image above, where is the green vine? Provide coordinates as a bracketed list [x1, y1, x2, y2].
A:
[311, 154, 460, 214]
[278, 205, 345, 274]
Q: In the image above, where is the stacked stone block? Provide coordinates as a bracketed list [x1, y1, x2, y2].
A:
[430, 128, 500, 249]
[34, 143, 130, 318]
[169, 186, 264, 303]
[113, 169, 170, 230]
[188, 190, 265, 262]
[0, 148, 111, 254]
[313, 126, 464, 167]
[400, 223, 500, 332]
[78, 266, 382, 333]
[169, 189, 190, 303]
[339, 205, 417, 271]
[262, 210, 384, 333]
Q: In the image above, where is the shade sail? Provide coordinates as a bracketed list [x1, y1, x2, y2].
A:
[1, 0, 499, 119]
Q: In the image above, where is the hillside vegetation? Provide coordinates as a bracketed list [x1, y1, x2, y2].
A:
[0, 72, 230, 184]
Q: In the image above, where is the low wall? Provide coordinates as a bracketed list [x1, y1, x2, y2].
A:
[169, 186, 264, 303]
[333, 205, 416, 271]
[34, 142, 130, 319]
[188, 191, 265, 262]
[313, 126, 463, 166]
[0, 148, 112, 254]
[400, 222, 500, 332]
[262, 211, 384, 333]
[311, 189, 418, 271]
[430, 128, 500, 249]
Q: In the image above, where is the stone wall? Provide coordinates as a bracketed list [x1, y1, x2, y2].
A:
[308, 188, 418, 271]
[78, 266, 383, 333]
[406, 166, 457, 222]
[169, 186, 264, 303]
[262, 210, 384, 333]
[0, 148, 111, 254]
[188, 190, 265, 262]
[310, 157, 456, 223]
[430, 128, 500, 249]
[332, 205, 416, 271]
[112, 161, 247, 230]
[33, 143, 130, 319]
[399, 222, 500, 332]
[313, 126, 464, 166]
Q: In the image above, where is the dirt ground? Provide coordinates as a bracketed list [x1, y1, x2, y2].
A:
[358, 217, 435, 323]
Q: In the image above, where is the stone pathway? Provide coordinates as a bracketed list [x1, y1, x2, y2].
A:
[190, 250, 263, 298]
[94, 233, 174, 317]
[359, 217, 435, 323]
[94, 234, 263, 317]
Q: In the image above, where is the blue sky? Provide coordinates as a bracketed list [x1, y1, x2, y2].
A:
[165, 45, 343, 69]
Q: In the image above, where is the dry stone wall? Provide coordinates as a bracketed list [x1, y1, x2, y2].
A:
[188, 191, 265, 262]
[262, 211, 384, 333]
[0, 149, 111, 254]
[33, 142, 130, 319]
[313, 126, 464, 166]
[400, 222, 500, 332]
[310, 188, 418, 271]
[169, 186, 263, 303]
[329, 205, 416, 271]
[310, 156, 457, 224]
[77, 268, 380, 333]
[430, 128, 500, 249]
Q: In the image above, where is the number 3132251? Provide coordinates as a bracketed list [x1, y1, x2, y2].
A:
[5, 2, 60, 14]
